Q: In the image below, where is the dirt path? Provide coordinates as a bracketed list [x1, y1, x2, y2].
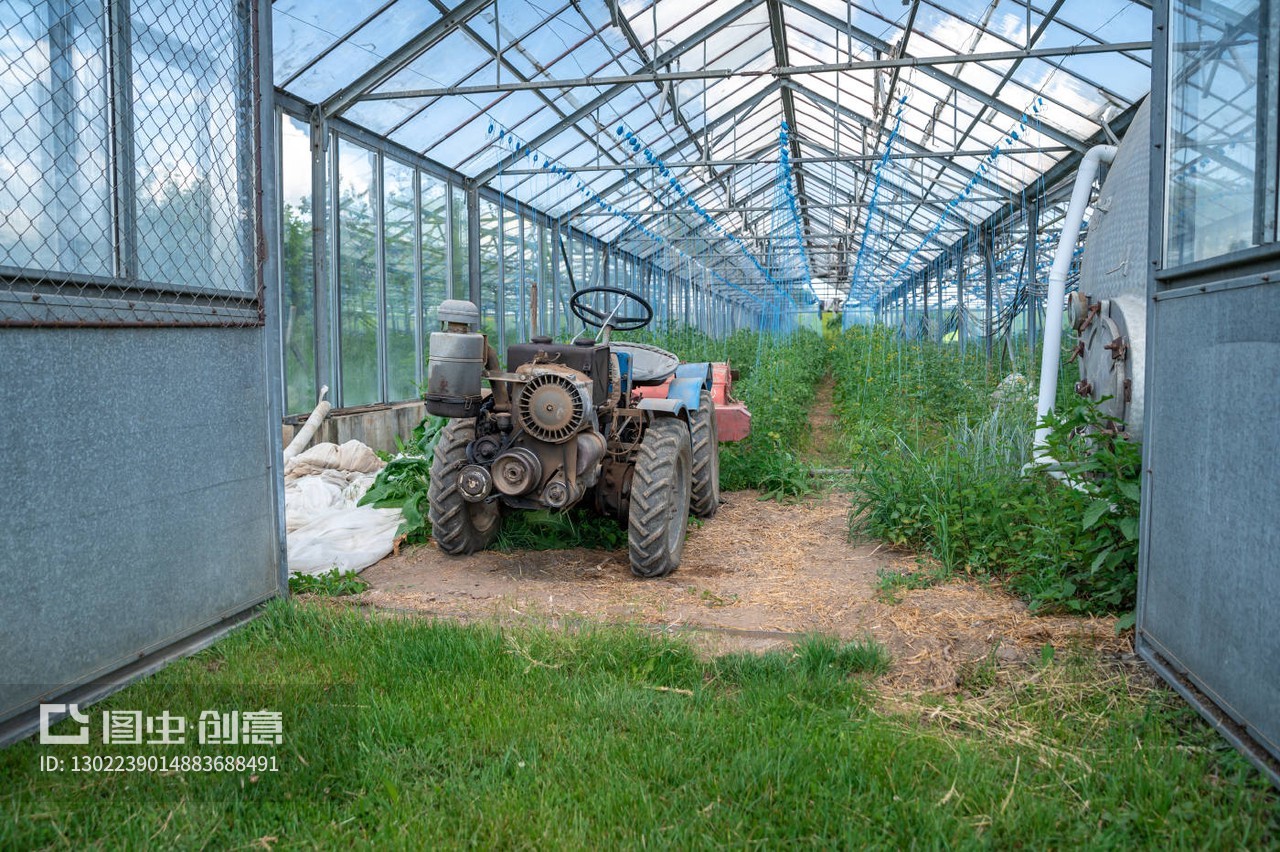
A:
[805, 373, 845, 466]
[356, 488, 1125, 692]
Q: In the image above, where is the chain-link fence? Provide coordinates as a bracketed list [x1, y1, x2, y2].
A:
[1, 0, 263, 327]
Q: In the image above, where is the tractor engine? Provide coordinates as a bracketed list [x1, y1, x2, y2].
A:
[476, 361, 608, 512]
[428, 317, 614, 517]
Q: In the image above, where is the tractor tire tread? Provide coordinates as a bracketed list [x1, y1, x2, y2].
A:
[689, 389, 720, 518]
[428, 420, 501, 555]
[628, 417, 692, 578]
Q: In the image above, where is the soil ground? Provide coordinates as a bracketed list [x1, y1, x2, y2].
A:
[352, 374, 1127, 691]
[357, 489, 1126, 692]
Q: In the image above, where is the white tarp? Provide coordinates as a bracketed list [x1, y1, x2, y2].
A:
[283, 440, 402, 576]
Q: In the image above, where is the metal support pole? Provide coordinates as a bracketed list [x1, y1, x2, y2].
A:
[1026, 200, 1040, 364]
[982, 232, 995, 364]
[466, 181, 480, 309]
[309, 111, 332, 398]
[957, 248, 966, 355]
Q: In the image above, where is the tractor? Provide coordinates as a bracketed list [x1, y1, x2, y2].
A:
[422, 285, 741, 577]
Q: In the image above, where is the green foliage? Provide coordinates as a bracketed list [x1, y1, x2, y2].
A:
[716, 331, 827, 498]
[1017, 400, 1144, 612]
[876, 565, 949, 604]
[835, 328, 1142, 615]
[288, 569, 370, 597]
[358, 416, 448, 543]
[495, 508, 630, 552]
[5, 602, 1274, 847]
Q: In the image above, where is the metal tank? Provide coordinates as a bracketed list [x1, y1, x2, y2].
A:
[425, 299, 486, 417]
[1072, 98, 1151, 434]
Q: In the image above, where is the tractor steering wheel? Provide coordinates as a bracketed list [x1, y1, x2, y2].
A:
[569, 286, 653, 332]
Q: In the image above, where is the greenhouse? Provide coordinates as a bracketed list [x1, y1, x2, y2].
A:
[2, 0, 1278, 843]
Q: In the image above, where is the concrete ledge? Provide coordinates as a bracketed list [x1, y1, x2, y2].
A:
[283, 400, 427, 454]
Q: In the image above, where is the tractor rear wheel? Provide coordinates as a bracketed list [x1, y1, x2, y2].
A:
[428, 420, 502, 554]
[689, 389, 720, 518]
[628, 417, 692, 578]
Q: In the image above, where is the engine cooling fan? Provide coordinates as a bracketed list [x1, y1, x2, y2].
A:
[515, 371, 591, 442]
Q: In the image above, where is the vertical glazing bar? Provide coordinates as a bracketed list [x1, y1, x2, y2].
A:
[413, 168, 424, 389]
[106, 0, 136, 280]
[1026, 201, 1040, 361]
[375, 153, 388, 403]
[983, 233, 995, 363]
[444, 180, 455, 299]
[255, 0, 287, 591]
[309, 112, 332, 401]
[329, 131, 342, 405]
[495, 205, 504, 353]
[467, 181, 480, 308]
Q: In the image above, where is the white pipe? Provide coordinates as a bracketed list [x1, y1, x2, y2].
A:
[283, 385, 331, 462]
[1032, 144, 1117, 458]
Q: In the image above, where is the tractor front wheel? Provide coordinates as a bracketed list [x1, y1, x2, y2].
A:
[689, 389, 720, 518]
[428, 420, 503, 554]
[628, 417, 692, 578]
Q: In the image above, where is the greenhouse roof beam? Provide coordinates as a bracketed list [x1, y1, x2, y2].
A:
[779, 0, 1088, 153]
[320, 0, 493, 119]
[880, 100, 1141, 305]
[782, 80, 1003, 197]
[781, 136, 981, 228]
[494, 146, 1074, 175]
[766, 0, 815, 248]
[279, 0, 399, 90]
[473, 0, 760, 185]
[861, 0, 921, 207]
[360, 41, 1152, 100]
[608, 0, 740, 222]
[903, 0, 1069, 233]
[557, 79, 786, 221]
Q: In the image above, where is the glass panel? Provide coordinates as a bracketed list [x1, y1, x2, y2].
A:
[132, 0, 252, 292]
[280, 114, 317, 415]
[451, 184, 469, 298]
[539, 222, 556, 337]
[337, 139, 379, 407]
[478, 199, 500, 340]
[522, 216, 538, 336]
[421, 172, 448, 317]
[0, 0, 112, 276]
[1166, 0, 1274, 265]
[503, 210, 523, 345]
[384, 158, 417, 402]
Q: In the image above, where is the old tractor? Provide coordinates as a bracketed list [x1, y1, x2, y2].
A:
[423, 286, 744, 577]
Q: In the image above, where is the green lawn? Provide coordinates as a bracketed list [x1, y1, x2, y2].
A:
[2, 601, 1275, 848]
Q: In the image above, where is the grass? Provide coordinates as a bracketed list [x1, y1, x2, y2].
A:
[2, 602, 1275, 847]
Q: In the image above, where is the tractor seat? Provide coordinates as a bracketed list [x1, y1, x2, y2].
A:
[611, 341, 680, 385]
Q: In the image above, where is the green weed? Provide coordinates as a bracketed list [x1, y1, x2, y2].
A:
[359, 415, 447, 542]
[835, 327, 1143, 616]
[288, 568, 370, 596]
[876, 565, 949, 604]
[494, 508, 629, 552]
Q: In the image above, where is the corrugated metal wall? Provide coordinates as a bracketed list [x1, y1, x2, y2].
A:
[1139, 0, 1280, 783]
